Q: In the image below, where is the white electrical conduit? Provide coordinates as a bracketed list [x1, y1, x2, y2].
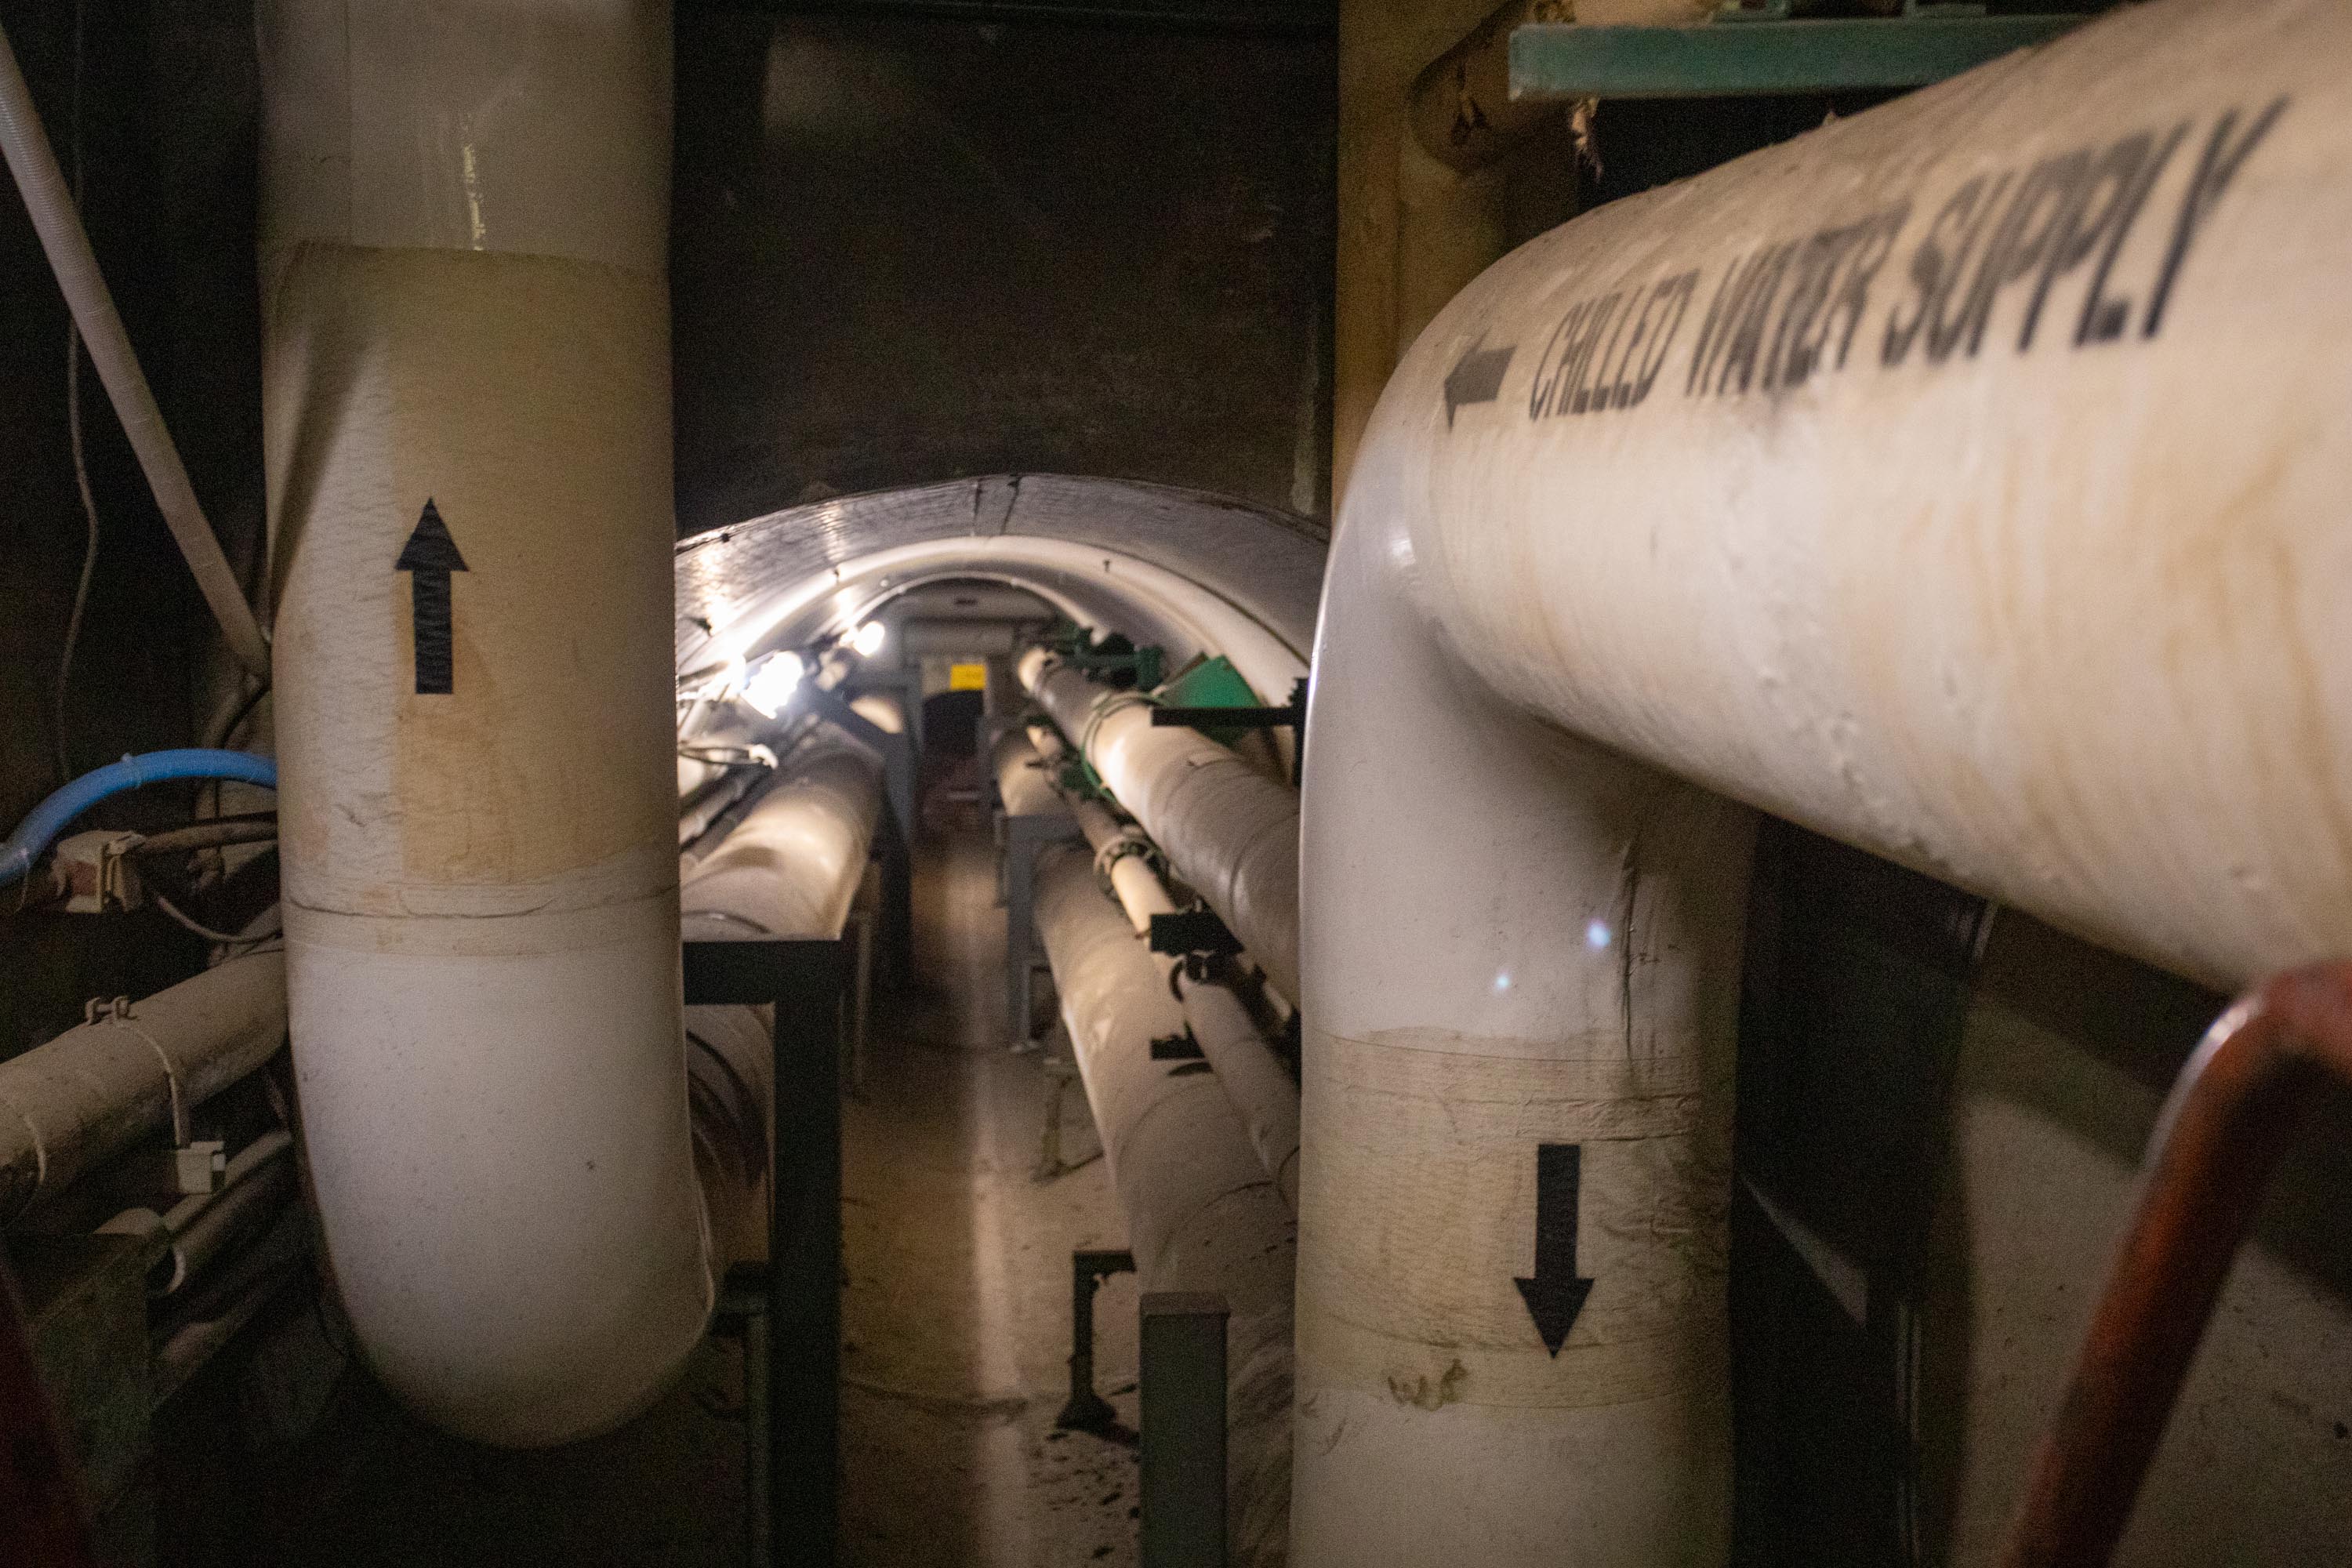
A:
[1028, 724, 1304, 1211]
[259, 0, 695, 1445]
[1298, 1, 2352, 1561]
[1033, 843, 1294, 1567]
[0, 20, 270, 679]
[0, 953, 288, 1226]
[1019, 649, 1302, 1008]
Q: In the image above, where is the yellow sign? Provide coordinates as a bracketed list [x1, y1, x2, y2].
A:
[948, 662, 988, 691]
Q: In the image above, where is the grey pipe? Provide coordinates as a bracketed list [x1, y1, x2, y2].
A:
[1034, 843, 1294, 1566]
[0, 20, 268, 677]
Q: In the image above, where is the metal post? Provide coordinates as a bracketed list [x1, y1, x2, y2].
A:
[1056, 1248, 1134, 1435]
[684, 936, 850, 1568]
[771, 942, 848, 1566]
[1140, 1291, 1229, 1568]
[716, 1264, 772, 1568]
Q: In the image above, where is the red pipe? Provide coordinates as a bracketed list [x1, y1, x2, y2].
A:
[1998, 960, 2352, 1568]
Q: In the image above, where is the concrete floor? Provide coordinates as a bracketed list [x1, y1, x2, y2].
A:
[840, 808, 1140, 1567]
[159, 792, 1140, 1567]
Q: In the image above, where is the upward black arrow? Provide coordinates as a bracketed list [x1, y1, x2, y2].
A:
[1443, 336, 1515, 428]
[1514, 1142, 1595, 1357]
[395, 498, 467, 695]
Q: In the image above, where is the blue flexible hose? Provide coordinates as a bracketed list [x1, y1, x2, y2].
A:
[0, 748, 277, 887]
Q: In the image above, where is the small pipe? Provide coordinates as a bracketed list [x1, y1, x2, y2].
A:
[103, 1129, 299, 1296]
[1998, 960, 2352, 1568]
[0, 21, 267, 679]
[1406, 0, 1558, 175]
[0, 750, 278, 887]
[126, 817, 278, 857]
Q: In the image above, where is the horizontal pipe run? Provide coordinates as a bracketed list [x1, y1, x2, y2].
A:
[1020, 649, 1301, 1007]
[1033, 844, 1294, 1566]
[0, 22, 269, 678]
[1031, 721, 1301, 1210]
[1176, 973, 1300, 1213]
[0, 953, 288, 1225]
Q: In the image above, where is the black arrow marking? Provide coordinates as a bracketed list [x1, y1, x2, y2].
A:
[1443, 336, 1515, 428]
[395, 499, 467, 695]
[1514, 1142, 1595, 1357]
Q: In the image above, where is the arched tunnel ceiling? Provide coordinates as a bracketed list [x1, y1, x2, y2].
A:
[672, 475, 1329, 687]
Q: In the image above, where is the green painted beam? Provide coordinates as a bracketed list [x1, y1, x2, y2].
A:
[1509, 15, 2087, 100]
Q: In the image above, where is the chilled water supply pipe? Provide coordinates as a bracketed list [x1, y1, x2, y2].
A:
[1296, 0, 2352, 1561]
[259, 0, 696, 1444]
[1018, 648, 1302, 1008]
[1033, 843, 1296, 1566]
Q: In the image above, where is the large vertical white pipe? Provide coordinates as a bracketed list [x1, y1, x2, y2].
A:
[259, 1, 699, 1444]
[1296, 489, 1755, 1562]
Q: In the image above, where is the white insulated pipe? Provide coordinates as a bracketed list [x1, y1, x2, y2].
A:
[681, 720, 889, 1271]
[1029, 720, 1305, 1209]
[1299, 0, 2352, 1560]
[0, 953, 287, 1225]
[1020, 649, 1302, 1007]
[682, 741, 887, 946]
[259, 1, 695, 1444]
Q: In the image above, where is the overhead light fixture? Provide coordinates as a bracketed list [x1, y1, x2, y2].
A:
[741, 650, 806, 719]
[851, 621, 887, 659]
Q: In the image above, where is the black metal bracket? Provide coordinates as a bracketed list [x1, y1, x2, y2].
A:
[1057, 1247, 1138, 1440]
[684, 935, 851, 1568]
[1149, 1029, 1204, 1062]
[1149, 909, 1243, 960]
[1151, 675, 1308, 785]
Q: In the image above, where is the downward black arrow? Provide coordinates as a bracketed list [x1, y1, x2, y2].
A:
[1443, 336, 1515, 428]
[395, 498, 467, 695]
[1514, 1142, 1595, 1357]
